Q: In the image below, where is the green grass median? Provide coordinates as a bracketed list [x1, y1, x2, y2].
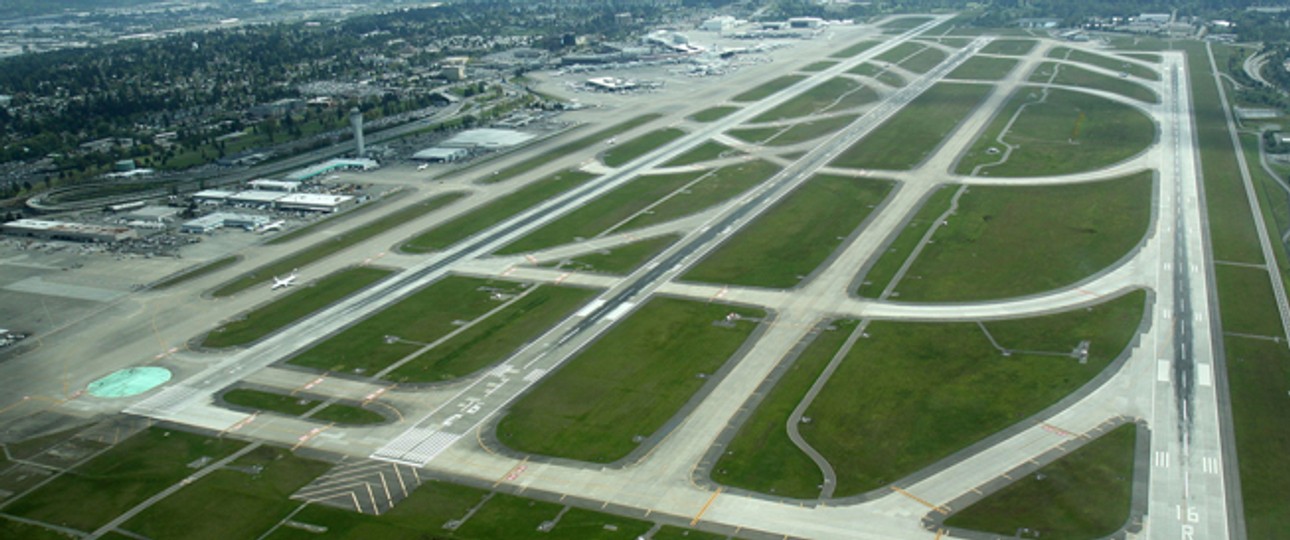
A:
[202, 266, 392, 348]
[944, 424, 1137, 539]
[386, 285, 596, 382]
[800, 291, 1145, 497]
[601, 128, 687, 168]
[683, 174, 894, 288]
[222, 388, 385, 425]
[713, 320, 858, 498]
[956, 87, 1155, 177]
[402, 170, 597, 253]
[889, 172, 1151, 302]
[286, 276, 527, 375]
[496, 297, 764, 463]
[497, 170, 707, 255]
[831, 83, 992, 170]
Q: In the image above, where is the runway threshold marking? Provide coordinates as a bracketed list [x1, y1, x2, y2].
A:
[1040, 423, 1075, 438]
[891, 486, 948, 514]
[494, 457, 530, 488]
[690, 487, 723, 526]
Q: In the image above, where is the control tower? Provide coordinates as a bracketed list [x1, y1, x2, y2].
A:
[349, 108, 365, 157]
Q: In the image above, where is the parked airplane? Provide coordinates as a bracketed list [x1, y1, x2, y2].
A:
[417, 163, 430, 171]
[270, 270, 299, 290]
[256, 220, 285, 233]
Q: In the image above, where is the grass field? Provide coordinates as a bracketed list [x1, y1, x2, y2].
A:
[849, 62, 907, 87]
[287, 276, 524, 375]
[1029, 62, 1160, 104]
[212, 192, 467, 297]
[730, 115, 859, 147]
[750, 78, 877, 123]
[1224, 336, 1290, 538]
[496, 170, 708, 255]
[549, 234, 680, 275]
[620, 160, 782, 231]
[202, 267, 392, 348]
[221, 388, 385, 425]
[267, 482, 675, 540]
[830, 83, 992, 170]
[900, 46, 948, 74]
[1049, 47, 1160, 81]
[829, 40, 879, 59]
[946, 56, 1019, 81]
[601, 128, 687, 168]
[401, 170, 598, 253]
[856, 184, 958, 297]
[682, 175, 894, 288]
[801, 291, 1145, 496]
[980, 39, 1037, 56]
[1215, 265, 1284, 337]
[874, 42, 925, 64]
[1181, 42, 1263, 265]
[689, 106, 738, 122]
[664, 141, 738, 167]
[801, 60, 838, 72]
[713, 320, 857, 498]
[386, 285, 596, 382]
[955, 87, 1155, 177]
[264, 481, 488, 539]
[944, 424, 1137, 539]
[1123, 52, 1163, 63]
[731, 75, 807, 103]
[121, 446, 330, 540]
[496, 298, 763, 463]
[889, 172, 1151, 301]
[480, 114, 661, 184]
[151, 256, 239, 290]
[6, 428, 245, 531]
[880, 16, 932, 31]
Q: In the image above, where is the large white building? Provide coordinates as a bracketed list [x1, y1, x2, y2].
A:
[180, 213, 271, 234]
[4, 219, 137, 243]
[275, 193, 356, 213]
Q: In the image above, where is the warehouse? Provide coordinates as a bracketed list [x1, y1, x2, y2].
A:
[227, 190, 287, 209]
[180, 213, 270, 234]
[119, 206, 180, 223]
[275, 193, 356, 213]
[247, 179, 301, 192]
[192, 190, 235, 205]
[442, 128, 534, 149]
[285, 158, 379, 182]
[412, 147, 469, 162]
[3, 219, 137, 243]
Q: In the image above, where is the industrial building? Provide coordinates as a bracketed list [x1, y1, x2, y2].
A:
[192, 190, 235, 205]
[412, 147, 470, 162]
[119, 206, 181, 223]
[227, 190, 287, 208]
[247, 179, 301, 192]
[275, 193, 356, 213]
[442, 129, 535, 150]
[285, 158, 379, 182]
[586, 77, 638, 92]
[180, 213, 271, 234]
[3, 219, 137, 243]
